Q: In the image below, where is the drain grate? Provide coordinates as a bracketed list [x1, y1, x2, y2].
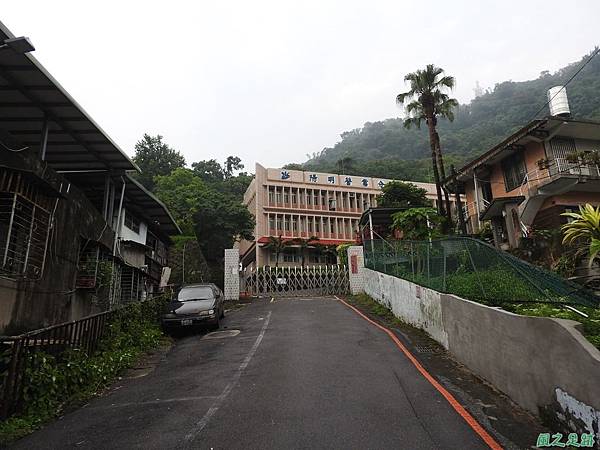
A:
[414, 344, 439, 354]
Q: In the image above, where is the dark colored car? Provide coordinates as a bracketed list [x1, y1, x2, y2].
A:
[162, 283, 225, 331]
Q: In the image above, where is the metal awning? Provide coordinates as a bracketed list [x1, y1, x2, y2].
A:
[0, 21, 138, 172]
[59, 171, 181, 238]
[479, 196, 524, 221]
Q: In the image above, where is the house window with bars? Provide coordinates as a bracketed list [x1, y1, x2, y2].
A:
[501, 152, 527, 192]
[0, 187, 52, 280]
[121, 265, 143, 303]
[124, 210, 140, 233]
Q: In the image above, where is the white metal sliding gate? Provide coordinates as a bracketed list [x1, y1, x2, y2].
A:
[242, 265, 349, 297]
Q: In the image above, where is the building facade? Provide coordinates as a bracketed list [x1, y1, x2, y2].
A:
[0, 21, 179, 334]
[450, 116, 600, 250]
[239, 163, 452, 269]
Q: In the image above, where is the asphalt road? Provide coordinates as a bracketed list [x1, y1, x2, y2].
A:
[13, 297, 498, 450]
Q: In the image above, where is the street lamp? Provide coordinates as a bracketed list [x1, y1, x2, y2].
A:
[0, 37, 35, 54]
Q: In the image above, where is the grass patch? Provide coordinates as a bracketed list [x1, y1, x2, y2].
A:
[503, 302, 600, 350]
[0, 297, 167, 445]
[346, 294, 405, 328]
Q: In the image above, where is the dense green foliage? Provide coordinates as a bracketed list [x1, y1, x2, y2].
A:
[0, 297, 167, 444]
[130, 133, 255, 287]
[154, 168, 254, 286]
[391, 208, 444, 240]
[378, 181, 432, 208]
[298, 48, 600, 181]
[132, 134, 186, 190]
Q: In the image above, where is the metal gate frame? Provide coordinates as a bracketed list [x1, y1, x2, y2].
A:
[242, 265, 349, 297]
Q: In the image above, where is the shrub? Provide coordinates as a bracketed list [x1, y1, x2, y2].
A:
[0, 296, 167, 444]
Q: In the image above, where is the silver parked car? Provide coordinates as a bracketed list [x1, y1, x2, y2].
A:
[162, 283, 225, 331]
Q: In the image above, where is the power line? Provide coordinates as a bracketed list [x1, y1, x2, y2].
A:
[531, 46, 600, 120]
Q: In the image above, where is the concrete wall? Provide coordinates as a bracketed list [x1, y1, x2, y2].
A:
[364, 268, 448, 349]
[362, 267, 600, 440]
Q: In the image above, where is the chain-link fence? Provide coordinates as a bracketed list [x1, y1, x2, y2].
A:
[364, 237, 600, 308]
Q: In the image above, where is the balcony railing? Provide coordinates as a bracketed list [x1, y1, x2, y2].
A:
[519, 157, 600, 197]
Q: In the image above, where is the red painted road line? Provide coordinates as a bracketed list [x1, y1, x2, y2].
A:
[336, 296, 504, 450]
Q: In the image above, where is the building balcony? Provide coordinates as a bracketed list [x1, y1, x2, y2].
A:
[518, 157, 600, 225]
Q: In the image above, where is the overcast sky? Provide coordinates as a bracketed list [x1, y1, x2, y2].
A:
[3, 1, 599, 170]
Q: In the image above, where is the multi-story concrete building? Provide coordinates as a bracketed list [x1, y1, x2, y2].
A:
[450, 113, 600, 250]
[239, 163, 450, 269]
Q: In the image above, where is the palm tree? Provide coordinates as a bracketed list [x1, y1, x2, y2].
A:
[396, 64, 458, 221]
[264, 235, 288, 268]
[289, 236, 320, 267]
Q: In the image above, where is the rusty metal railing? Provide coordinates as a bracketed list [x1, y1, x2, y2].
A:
[0, 294, 167, 419]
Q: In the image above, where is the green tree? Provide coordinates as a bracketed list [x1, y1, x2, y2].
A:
[391, 207, 444, 240]
[224, 156, 244, 178]
[289, 236, 320, 267]
[396, 65, 458, 221]
[377, 181, 432, 208]
[264, 236, 288, 268]
[154, 168, 255, 285]
[220, 172, 254, 200]
[132, 134, 186, 191]
[191, 159, 225, 184]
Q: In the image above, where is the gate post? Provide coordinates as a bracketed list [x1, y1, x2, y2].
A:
[347, 246, 365, 295]
[224, 249, 240, 301]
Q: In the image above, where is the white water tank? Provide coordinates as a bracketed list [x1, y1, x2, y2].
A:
[547, 86, 570, 117]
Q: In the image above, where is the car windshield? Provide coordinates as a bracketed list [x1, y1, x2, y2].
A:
[178, 286, 215, 302]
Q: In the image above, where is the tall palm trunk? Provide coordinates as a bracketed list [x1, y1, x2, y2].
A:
[434, 131, 452, 222]
[426, 116, 444, 215]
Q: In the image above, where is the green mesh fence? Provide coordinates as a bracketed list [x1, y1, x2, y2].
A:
[364, 237, 600, 308]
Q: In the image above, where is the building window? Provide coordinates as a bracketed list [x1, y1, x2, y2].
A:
[284, 216, 290, 231]
[283, 249, 301, 263]
[268, 189, 274, 204]
[291, 192, 297, 204]
[269, 216, 275, 230]
[315, 219, 320, 233]
[307, 191, 312, 205]
[124, 211, 140, 233]
[283, 190, 289, 204]
[501, 152, 527, 192]
[276, 189, 282, 204]
[308, 217, 313, 233]
[292, 216, 297, 232]
[330, 219, 335, 234]
[0, 191, 52, 279]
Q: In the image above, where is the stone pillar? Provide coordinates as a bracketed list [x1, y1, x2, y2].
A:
[347, 246, 365, 295]
[224, 249, 240, 301]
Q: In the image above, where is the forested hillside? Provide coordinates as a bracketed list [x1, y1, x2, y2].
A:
[294, 48, 600, 182]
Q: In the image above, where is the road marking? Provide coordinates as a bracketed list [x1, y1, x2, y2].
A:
[183, 311, 272, 444]
[334, 296, 503, 450]
[87, 396, 219, 409]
